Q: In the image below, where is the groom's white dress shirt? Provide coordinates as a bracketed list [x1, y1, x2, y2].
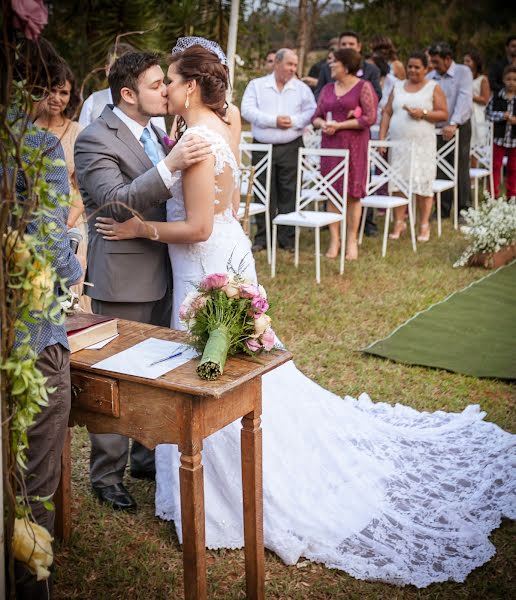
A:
[112, 106, 178, 190]
[241, 73, 316, 144]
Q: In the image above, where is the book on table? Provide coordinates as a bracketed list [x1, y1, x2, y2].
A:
[65, 313, 118, 353]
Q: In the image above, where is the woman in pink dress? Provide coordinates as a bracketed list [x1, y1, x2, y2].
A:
[312, 48, 377, 260]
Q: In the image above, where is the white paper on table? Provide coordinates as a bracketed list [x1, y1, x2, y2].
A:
[86, 334, 119, 350]
[91, 337, 198, 379]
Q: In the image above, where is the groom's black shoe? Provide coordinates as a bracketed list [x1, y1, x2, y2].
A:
[92, 483, 137, 511]
[130, 468, 155, 482]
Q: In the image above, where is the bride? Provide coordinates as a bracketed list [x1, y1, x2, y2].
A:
[96, 38, 514, 588]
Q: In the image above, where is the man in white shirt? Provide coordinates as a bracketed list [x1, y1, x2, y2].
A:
[79, 42, 166, 131]
[241, 48, 316, 251]
[75, 51, 211, 512]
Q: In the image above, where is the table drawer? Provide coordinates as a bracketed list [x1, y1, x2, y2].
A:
[71, 371, 120, 417]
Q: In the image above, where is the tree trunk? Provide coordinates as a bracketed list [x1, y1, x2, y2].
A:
[297, 0, 309, 76]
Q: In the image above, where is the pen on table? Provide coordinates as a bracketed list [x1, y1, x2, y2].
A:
[148, 350, 184, 367]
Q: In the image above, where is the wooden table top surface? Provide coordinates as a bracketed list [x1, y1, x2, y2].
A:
[70, 319, 292, 398]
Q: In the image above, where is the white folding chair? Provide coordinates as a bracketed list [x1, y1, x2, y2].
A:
[470, 121, 494, 208]
[271, 147, 349, 284]
[238, 165, 256, 237]
[238, 142, 273, 263]
[240, 131, 253, 144]
[359, 140, 416, 257]
[432, 128, 459, 235]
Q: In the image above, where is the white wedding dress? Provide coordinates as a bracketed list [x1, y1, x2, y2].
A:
[156, 125, 515, 588]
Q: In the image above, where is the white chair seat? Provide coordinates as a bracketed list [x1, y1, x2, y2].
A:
[432, 179, 454, 193]
[273, 210, 343, 228]
[361, 195, 410, 209]
[470, 167, 490, 179]
[237, 202, 266, 218]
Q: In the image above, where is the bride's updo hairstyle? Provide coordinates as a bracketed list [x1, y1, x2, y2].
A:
[169, 45, 229, 138]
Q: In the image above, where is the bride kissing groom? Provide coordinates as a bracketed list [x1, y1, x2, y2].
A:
[76, 37, 515, 589]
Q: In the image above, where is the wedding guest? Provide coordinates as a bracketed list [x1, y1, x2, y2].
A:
[463, 50, 490, 153]
[12, 38, 83, 599]
[264, 49, 276, 74]
[302, 38, 338, 90]
[35, 61, 91, 311]
[380, 52, 448, 241]
[489, 35, 516, 95]
[486, 65, 516, 199]
[371, 54, 396, 133]
[428, 42, 473, 220]
[370, 35, 406, 80]
[315, 31, 382, 237]
[312, 48, 378, 260]
[79, 42, 166, 131]
[241, 48, 316, 252]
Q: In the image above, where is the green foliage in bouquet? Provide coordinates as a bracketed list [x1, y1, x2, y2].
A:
[180, 273, 275, 380]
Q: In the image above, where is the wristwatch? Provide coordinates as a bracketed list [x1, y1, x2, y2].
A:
[422, 109, 428, 119]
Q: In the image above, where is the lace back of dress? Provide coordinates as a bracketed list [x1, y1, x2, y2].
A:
[187, 125, 239, 217]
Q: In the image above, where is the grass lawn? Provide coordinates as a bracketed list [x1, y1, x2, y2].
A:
[54, 219, 515, 599]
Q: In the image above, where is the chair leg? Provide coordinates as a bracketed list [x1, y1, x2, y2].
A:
[437, 192, 442, 237]
[294, 225, 300, 268]
[407, 201, 417, 252]
[271, 224, 277, 278]
[474, 178, 478, 210]
[315, 226, 321, 284]
[453, 186, 458, 230]
[339, 217, 346, 275]
[265, 209, 271, 265]
[358, 205, 367, 245]
[382, 207, 390, 257]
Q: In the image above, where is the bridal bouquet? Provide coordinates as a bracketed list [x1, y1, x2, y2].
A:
[180, 272, 275, 380]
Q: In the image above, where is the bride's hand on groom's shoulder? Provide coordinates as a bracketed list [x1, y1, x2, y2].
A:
[164, 134, 212, 173]
[95, 216, 146, 241]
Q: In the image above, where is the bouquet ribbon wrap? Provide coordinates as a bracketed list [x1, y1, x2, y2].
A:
[197, 325, 231, 380]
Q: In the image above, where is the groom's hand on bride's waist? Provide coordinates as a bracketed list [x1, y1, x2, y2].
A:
[164, 134, 212, 173]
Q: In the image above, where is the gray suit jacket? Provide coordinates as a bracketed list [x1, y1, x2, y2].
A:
[74, 105, 171, 303]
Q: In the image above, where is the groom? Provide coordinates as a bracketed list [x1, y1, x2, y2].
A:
[75, 51, 211, 511]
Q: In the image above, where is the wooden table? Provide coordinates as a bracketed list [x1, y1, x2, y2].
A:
[55, 320, 291, 600]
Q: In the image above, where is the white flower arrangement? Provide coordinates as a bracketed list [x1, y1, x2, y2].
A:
[454, 198, 516, 267]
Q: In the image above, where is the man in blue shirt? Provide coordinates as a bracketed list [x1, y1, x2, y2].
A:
[10, 39, 83, 599]
[428, 42, 474, 220]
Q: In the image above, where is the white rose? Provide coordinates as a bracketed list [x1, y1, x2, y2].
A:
[254, 313, 271, 336]
[258, 284, 267, 299]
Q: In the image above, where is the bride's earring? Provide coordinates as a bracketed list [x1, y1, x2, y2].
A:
[184, 92, 190, 110]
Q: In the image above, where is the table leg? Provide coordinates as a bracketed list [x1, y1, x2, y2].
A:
[241, 407, 265, 600]
[54, 427, 72, 542]
[179, 444, 207, 600]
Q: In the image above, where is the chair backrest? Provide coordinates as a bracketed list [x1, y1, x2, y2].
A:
[470, 121, 493, 170]
[240, 131, 253, 144]
[435, 128, 459, 183]
[239, 142, 272, 207]
[296, 147, 349, 212]
[367, 140, 414, 199]
[239, 166, 256, 236]
[302, 125, 322, 149]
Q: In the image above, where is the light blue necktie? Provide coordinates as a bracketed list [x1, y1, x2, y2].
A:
[140, 128, 160, 166]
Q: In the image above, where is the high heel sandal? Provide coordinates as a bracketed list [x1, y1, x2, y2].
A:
[417, 223, 430, 242]
[389, 220, 407, 240]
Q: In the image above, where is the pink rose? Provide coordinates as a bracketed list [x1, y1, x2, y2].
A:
[260, 328, 275, 351]
[200, 273, 229, 291]
[239, 283, 260, 299]
[178, 304, 189, 321]
[12, 0, 48, 40]
[191, 294, 207, 313]
[245, 338, 262, 352]
[250, 296, 269, 316]
[353, 106, 362, 119]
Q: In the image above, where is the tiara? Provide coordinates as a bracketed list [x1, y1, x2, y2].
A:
[171, 36, 227, 65]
